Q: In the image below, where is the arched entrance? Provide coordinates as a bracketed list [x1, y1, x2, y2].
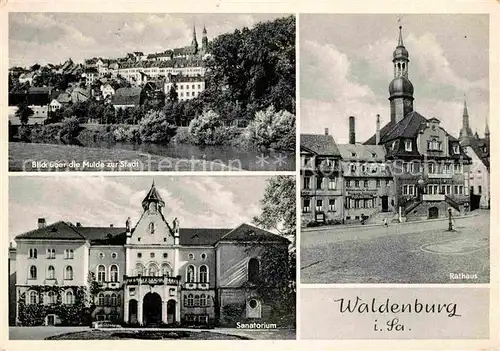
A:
[167, 299, 176, 324]
[428, 206, 439, 219]
[143, 293, 162, 326]
[128, 299, 138, 324]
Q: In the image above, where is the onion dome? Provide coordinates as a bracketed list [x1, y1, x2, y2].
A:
[389, 76, 414, 97]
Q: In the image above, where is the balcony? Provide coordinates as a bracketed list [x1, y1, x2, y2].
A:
[422, 194, 445, 201]
[184, 282, 210, 290]
[124, 275, 180, 286]
[427, 173, 453, 179]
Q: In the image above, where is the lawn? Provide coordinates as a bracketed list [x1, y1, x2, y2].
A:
[46, 330, 248, 340]
[9, 142, 236, 172]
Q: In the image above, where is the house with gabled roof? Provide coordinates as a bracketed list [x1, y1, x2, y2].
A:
[10, 182, 289, 327]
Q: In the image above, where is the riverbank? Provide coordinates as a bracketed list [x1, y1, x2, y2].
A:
[9, 142, 239, 172]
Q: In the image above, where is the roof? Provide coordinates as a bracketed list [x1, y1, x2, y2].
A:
[220, 223, 289, 244]
[15, 221, 86, 241]
[301, 134, 341, 156]
[142, 183, 165, 208]
[380, 111, 427, 143]
[14, 221, 285, 247]
[337, 144, 386, 161]
[111, 87, 142, 106]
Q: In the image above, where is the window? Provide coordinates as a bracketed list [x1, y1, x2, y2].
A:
[454, 185, 459, 194]
[201, 253, 207, 260]
[149, 222, 155, 234]
[161, 263, 171, 277]
[350, 164, 356, 173]
[351, 152, 356, 157]
[405, 139, 412, 151]
[316, 199, 323, 212]
[111, 252, 118, 259]
[303, 199, 311, 213]
[199, 265, 208, 283]
[328, 199, 336, 212]
[97, 265, 106, 282]
[200, 294, 207, 307]
[316, 177, 323, 189]
[453, 144, 460, 154]
[354, 180, 360, 188]
[444, 163, 452, 174]
[48, 291, 56, 304]
[163, 253, 168, 259]
[104, 294, 110, 306]
[428, 138, 442, 151]
[29, 265, 37, 280]
[376, 180, 381, 188]
[187, 294, 194, 307]
[248, 258, 260, 283]
[391, 141, 397, 150]
[137, 253, 142, 258]
[148, 263, 158, 276]
[47, 265, 55, 280]
[328, 178, 337, 190]
[150, 252, 155, 258]
[403, 162, 411, 173]
[110, 265, 119, 282]
[111, 293, 117, 306]
[98, 293, 104, 306]
[47, 249, 56, 259]
[346, 180, 351, 188]
[372, 153, 377, 158]
[29, 291, 38, 305]
[428, 163, 436, 174]
[65, 266, 73, 280]
[98, 252, 105, 259]
[29, 248, 38, 259]
[194, 295, 200, 306]
[135, 263, 145, 276]
[364, 180, 369, 188]
[186, 265, 195, 282]
[65, 290, 74, 305]
[478, 185, 482, 194]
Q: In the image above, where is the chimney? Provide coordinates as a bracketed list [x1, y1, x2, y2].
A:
[376, 114, 381, 145]
[324, 128, 329, 136]
[349, 116, 356, 144]
[38, 218, 46, 229]
[110, 224, 114, 228]
[76, 222, 81, 227]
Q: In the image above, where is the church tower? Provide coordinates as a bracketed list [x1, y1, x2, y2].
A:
[389, 26, 414, 124]
[141, 180, 165, 213]
[484, 116, 490, 141]
[202, 25, 208, 52]
[459, 98, 474, 146]
[191, 25, 199, 54]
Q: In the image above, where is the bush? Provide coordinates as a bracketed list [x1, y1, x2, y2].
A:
[18, 125, 31, 142]
[241, 106, 295, 151]
[113, 125, 140, 142]
[138, 110, 177, 143]
[188, 110, 239, 146]
[59, 116, 81, 140]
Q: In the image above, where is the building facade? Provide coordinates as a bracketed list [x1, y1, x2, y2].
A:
[11, 182, 290, 327]
[300, 131, 343, 225]
[364, 26, 472, 220]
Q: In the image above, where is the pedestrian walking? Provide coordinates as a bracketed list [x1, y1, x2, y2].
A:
[384, 218, 388, 227]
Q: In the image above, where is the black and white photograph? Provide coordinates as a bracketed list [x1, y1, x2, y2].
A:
[8, 13, 296, 171]
[8, 175, 296, 340]
[299, 14, 490, 284]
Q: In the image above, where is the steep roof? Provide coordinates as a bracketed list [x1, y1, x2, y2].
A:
[141, 182, 165, 208]
[15, 221, 86, 241]
[300, 134, 341, 156]
[219, 223, 289, 244]
[337, 144, 386, 161]
[111, 87, 142, 106]
[179, 228, 231, 246]
[380, 111, 427, 143]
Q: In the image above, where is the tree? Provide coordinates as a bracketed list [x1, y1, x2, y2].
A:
[250, 175, 296, 326]
[138, 110, 177, 143]
[15, 101, 34, 125]
[242, 105, 295, 151]
[187, 110, 238, 145]
[59, 116, 80, 140]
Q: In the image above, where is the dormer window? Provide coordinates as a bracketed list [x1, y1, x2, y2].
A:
[405, 139, 412, 151]
[351, 152, 356, 157]
[371, 153, 377, 158]
[453, 144, 460, 154]
[391, 141, 397, 151]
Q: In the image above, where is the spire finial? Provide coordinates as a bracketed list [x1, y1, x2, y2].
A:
[463, 95, 469, 117]
[398, 25, 404, 47]
[152, 179, 155, 187]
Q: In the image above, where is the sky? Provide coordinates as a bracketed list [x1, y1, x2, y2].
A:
[9, 12, 288, 67]
[300, 14, 489, 142]
[8, 176, 272, 243]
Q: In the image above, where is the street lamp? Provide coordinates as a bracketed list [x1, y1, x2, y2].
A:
[448, 207, 453, 231]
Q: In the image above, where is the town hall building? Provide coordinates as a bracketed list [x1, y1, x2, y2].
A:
[10, 182, 290, 327]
